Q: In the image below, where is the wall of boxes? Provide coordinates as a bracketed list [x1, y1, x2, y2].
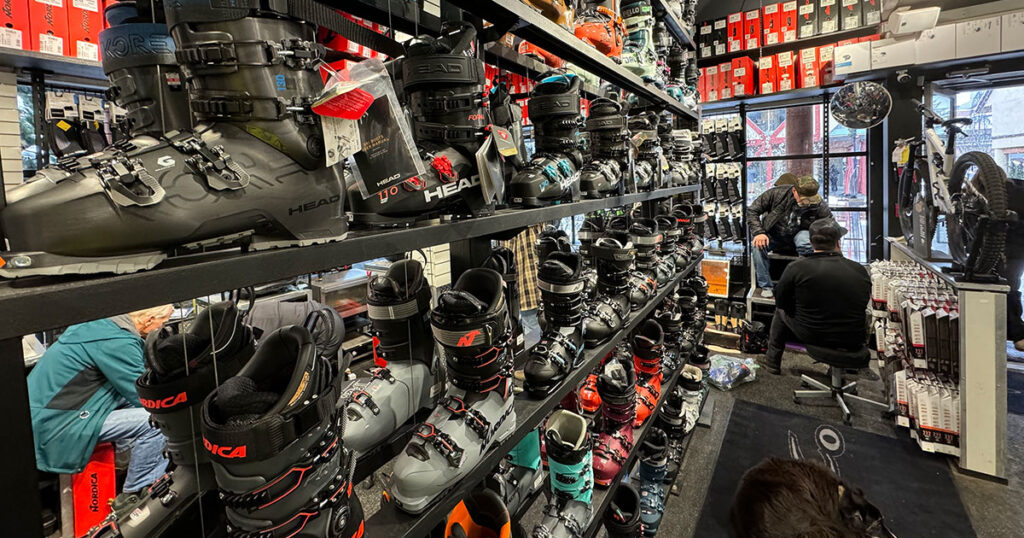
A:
[0, 0, 106, 62]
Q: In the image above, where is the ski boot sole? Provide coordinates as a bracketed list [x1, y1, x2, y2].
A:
[0, 250, 167, 278]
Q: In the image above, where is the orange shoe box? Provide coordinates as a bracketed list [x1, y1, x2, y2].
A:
[743, 9, 761, 49]
[68, 0, 101, 61]
[0, 0, 30, 50]
[776, 50, 797, 91]
[30, 0, 68, 56]
[758, 55, 777, 94]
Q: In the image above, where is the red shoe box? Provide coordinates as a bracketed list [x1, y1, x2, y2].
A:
[732, 56, 755, 96]
[837, 38, 859, 46]
[776, 50, 796, 91]
[797, 0, 817, 38]
[718, 61, 733, 100]
[758, 55, 777, 94]
[705, 65, 719, 101]
[0, 0, 30, 50]
[859, 33, 880, 42]
[727, 12, 743, 53]
[799, 47, 819, 88]
[781, 1, 798, 43]
[762, 3, 781, 45]
[698, 67, 706, 102]
[30, 0, 68, 56]
[68, 0, 101, 61]
[743, 9, 760, 50]
[818, 43, 837, 84]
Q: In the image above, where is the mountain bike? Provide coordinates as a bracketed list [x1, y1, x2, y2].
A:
[894, 99, 1014, 276]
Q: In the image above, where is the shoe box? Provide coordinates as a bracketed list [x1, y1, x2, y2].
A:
[863, 0, 881, 26]
[797, 0, 817, 39]
[758, 55, 777, 94]
[698, 67, 706, 102]
[798, 47, 818, 88]
[870, 37, 916, 69]
[762, 3, 781, 45]
[915, 24, 955, 64]
[743, 9, 760, 50]
[698, 20, 712, 58]
[727, 12, 743, 53]
[68, 0, 101, 61]
[718, 61, 733, 100]
[0, 0, 29, 50]
[780, 1, 797, 43]
[834, 40, 870, 74]
[704, 65, 718, 102]
[30, 0, 69, 56]
[818, 0, 839, 34]
[956, 16, 1000, 59]
[731, 56, 755, 97]
[776, 50, 796, 91]
[840, 0, 862, 30]
[712, 17, 727, 56]
[818, 43, 837, 84]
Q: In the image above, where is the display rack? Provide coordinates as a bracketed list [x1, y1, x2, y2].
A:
[0, 48, 105, 81]
[364, 256, 703, 538]
[482, 42, 604, 99]
[887, 238, 1008, 480]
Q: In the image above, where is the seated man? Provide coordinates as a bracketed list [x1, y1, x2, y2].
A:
[761, 219, 870, 374]
[1003, 178, 1024, 351]
[28, 306, 174, 504]
[747, 176, 832, 298]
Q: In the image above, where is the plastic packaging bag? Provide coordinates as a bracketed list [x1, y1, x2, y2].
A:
[707, 354, 759, 391]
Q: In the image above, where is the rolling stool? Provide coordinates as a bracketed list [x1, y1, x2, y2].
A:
[793, 344, 887, 424]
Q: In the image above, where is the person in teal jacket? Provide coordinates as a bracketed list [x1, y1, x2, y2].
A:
[28, 305, 174, 497]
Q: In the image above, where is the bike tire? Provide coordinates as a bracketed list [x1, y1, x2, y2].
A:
[947, 151, 1008, 275]
[896, 159, 935, 246]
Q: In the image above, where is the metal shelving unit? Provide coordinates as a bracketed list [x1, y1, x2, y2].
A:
[650, 0, 697, 50]
[0, 48, 105, 81]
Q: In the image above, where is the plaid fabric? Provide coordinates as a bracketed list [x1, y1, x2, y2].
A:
[503, 224, 543, 312]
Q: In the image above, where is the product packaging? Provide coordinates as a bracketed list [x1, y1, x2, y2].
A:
[731, 56, 755, 96]
[708, 355, 759, 390]
[68, 0, 102, 61]
[799, 47, 819, 87]
[30, 0, 68, 56]
[699, 20, 713, 57]
[781, 1, 798, 42]
[762, 3, 781, 45]
[818, 43, 837, 84]
[797, 0, 817, 38]
[863, 0, 880, 26]
[713, 17, 728, 56]
[727, 12, 743, 52]
[841, 0, 862, 30]
[705, 65, 719, 101]
[776, 50, 796, 91]
[0, 0, 30, 49]
[758, 55, 777, 93]
[818, 0, 839, 34]
[718, 61, 732, 99]
[743, 9, 760, 49]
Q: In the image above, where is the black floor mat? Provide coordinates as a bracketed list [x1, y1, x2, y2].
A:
[695, 400, 975, 537]
[1010, 369, 1024, 416]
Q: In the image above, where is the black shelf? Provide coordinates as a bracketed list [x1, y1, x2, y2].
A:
[696, 26, 876, 67]
[445, 0, 698, 119]
[700, 84, 842, 112]
[364, 255, 704, 538]
[345, 0, 444, 36]
[483, 43, 604, 99]
[0, 185, 697, 341]
[0, 48, 105, 80]
[650, 0, 697, 50]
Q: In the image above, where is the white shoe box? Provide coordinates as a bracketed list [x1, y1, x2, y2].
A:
[870, 37, 917, 69]
[834, 41, 871, 75]
[916, 24, 956, 64]
[956, 16, 1000, 59]
[1002, 11, 1024, 52]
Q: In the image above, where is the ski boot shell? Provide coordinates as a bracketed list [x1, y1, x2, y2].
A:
[574, 4, 625, 58]
[620, 1, 659, 82]
[531, 410, 594, 538]
[524, 251, 586, 396]
[579, 97, 630, 198]
[523, 0, 577, 31]
[637, 428, 668, 535]
[604, 482, 644, 537]
[582, 233, 635, 348]
[592, 359, 637, 486]
[445, 488, 514, 538]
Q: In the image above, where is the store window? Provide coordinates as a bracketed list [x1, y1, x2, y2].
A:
[17, 84, 37, 173]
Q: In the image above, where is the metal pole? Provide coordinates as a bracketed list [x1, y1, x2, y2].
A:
[31, 71, 48, 171]
[0, 337, 43, 538]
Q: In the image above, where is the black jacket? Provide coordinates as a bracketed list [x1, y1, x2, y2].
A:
[775, 251, 870, 348]
[746, 185, 832, 237]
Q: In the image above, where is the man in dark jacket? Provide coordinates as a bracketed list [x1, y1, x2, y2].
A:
[760, 219, 870, 374]
[28, 306, 173, 495]
[1004, 178, 1024, 351]
[747, 176, 832, 298]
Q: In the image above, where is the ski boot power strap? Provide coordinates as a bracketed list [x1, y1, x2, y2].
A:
[402, 52, 488, 147]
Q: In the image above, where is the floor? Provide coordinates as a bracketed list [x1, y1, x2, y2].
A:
[658, 348, 1024, 538]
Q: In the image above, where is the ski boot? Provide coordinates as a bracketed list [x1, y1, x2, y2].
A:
[593, 358, 637, 486]
[0, 0, 348, 278]
[518, 40, 565, 69]
[349, 23, 493, 226]
[531, 410, 594, 537]
[579, 373, 602, 413]
[656, 386, 685, 483]
[627, 219, 661, 307]
[653, 303, 683, 377]
[482, 246, 525, 357]
[620, 1, 659, 82]
[636, 428, 668, 535]
[200, 321, 363, 537]
[344, 259, 438, 454]
[522, 0, 577, 31]
[488, 427, 544, 518]
[508, 72, 584, 207]
[536, 225, 572, 263]
[632, 320, 664, 427]
[689, 343, 710, 372]
[578, 215, 604, 268]
[582, 233, 634, 347]
[658, 122, 682, 187]
[88, 300, 255, 538]
[628, 112, 661, 191]
[578, 97, 630, 198]
[604, 483, 644, 537]
[390, 268, 516, 514]
[445, 488, 516, 538]
[678, 364, 703, 434]
[524, 251, 586, 396]
[574, 1, 625, 58]
[655, 214, 684, 272]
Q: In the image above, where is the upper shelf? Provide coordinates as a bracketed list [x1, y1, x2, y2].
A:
[483, 42, 603, 99]
[886, 238, 1010, 293]
[0, 185, 698, 341]
[650, 0, 697, 50]
[0, 48, 105, 80]
[696, 26, 876, 67]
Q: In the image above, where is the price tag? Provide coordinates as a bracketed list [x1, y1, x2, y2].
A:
[39, 33, 64, 56]
[489, 125, 518, 157]
[0, 28, 22, 50]
[76, 40, 99, 62]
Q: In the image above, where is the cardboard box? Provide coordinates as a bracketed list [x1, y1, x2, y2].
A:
[818, 43, 837, 84]
[30, 0, 68, 56]
[871, 37, 916, 69]
[718, 61, 733, 100]
[859, 34, 880, 42]
[705, 65, 718, 101]
[758, 55, 777, 94]
[799, 47, 819, 88]
[841, 0, 862, 30]
[916, 24, 956, 64]
[698, 20, 713, 58]
[0, 0, 30, 49]
[743, 9, 760, 49]
[763, 3, 781, 45]
[732, 56, 755, 96]
[863, 0, 880, 26]
[797, 0, 817, 39]
[837, 38, 858, 46]
[956, 16, 1001, 59]
[698, 67, 706, 102]
[834, 41, 870, 74]
[727, 12, 743, 53]
[1002, 11, 1024, 52]
[713, 17, 728, 56]
[818, 0, 839, 34]
[781, 1, 798, 42]
[776, 50, 796, 91]
[68, 0, 101, 61]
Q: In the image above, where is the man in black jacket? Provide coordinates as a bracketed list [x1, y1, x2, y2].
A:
[747, 176, 832, 298]
[760, 219, 870, 374]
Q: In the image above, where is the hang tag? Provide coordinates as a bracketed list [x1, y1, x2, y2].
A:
[322, 115, 361, 168]
[45, 91, 77, 120]
[475, 135, 503, 203]
[489, 125, 519, 157]
[313, 77, 374, 120]
[78, 95, 105, 122]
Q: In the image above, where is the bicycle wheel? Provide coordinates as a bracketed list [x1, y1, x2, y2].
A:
[946, 151, 1008, 274]
[896, 159, 935, 247]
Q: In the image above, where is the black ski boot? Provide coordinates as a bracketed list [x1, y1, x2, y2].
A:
[627, 219, 661, 307]
[578, 215, 604, 300]
[604, 483, 644, 537]
[531, 410, 594, 537]
[200, 319, 363, 537]
[628, 112, 661, 191]
[389, 268, 516, 514]
[349, 23, 493, 226]
[488, 427, 544, 518]
[482, 246, 525, 357]
[579, 96, 630, 198]
[89, 301, 255, 538]
[583, 232, 634, 347]
[655, 214, 683, 273]
[508, 72, 584, 207]
[344, 259, 437, 454]
[1, 0, 347, 278]
[653, 302, 683, 377]
[524, 251, 586, 396]
[536, 225, 572, 263]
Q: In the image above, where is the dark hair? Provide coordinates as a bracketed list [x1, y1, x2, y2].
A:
[810, 233, 839, 251]
[730, 457, 892, 538]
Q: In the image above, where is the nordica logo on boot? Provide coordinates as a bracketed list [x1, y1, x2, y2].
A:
[288, 194, 341, 215]
[423, 176, 481, 203]
[140, 391, 188, 410]
[203, 437, 247, 459]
